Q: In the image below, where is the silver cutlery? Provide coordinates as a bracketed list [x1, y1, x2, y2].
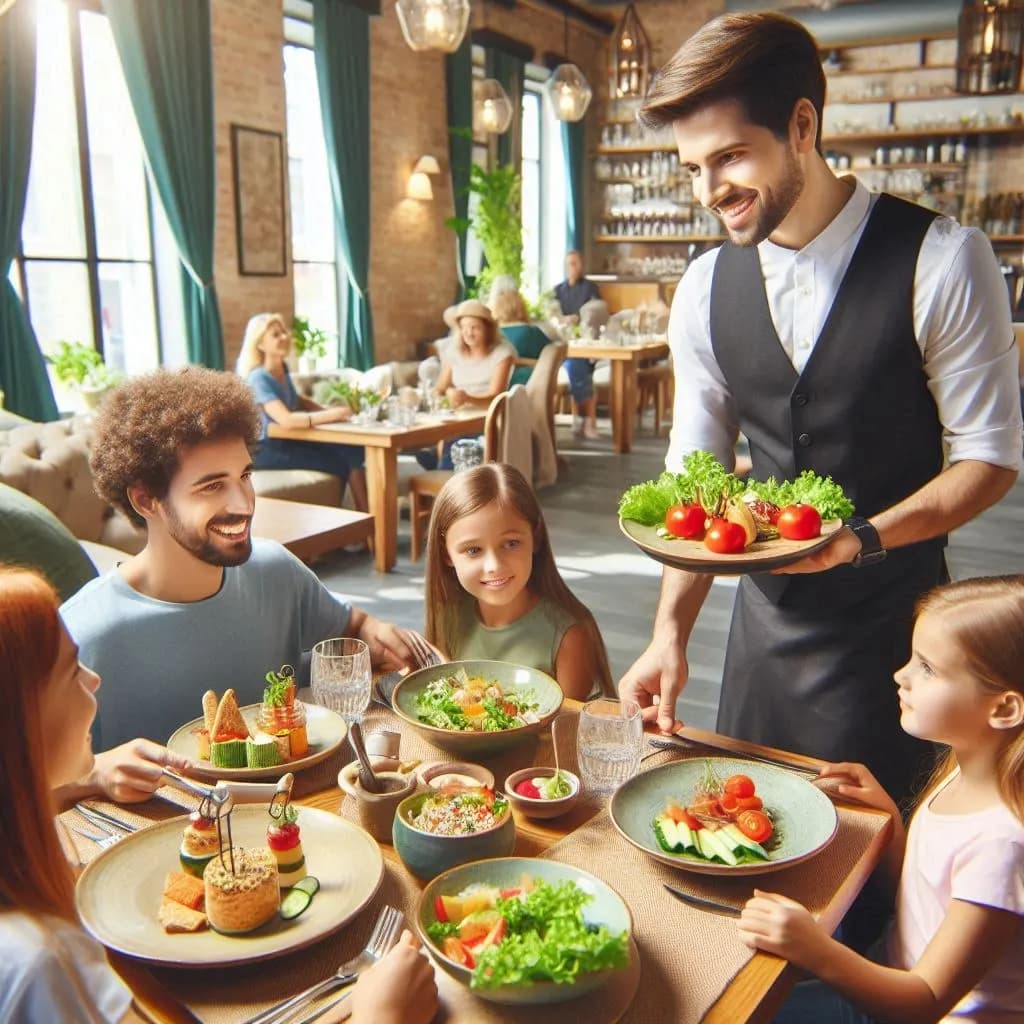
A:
[291, 991, 351, 1024]
[69, 824, 121, 850]
[647, 735, 820, 777]
[372, 672, 401, 709]
[75, 803, 138, 834]
[243, 904, 403, 1024]
[664, 883, 743, 917]
[405, 630, 442, 670]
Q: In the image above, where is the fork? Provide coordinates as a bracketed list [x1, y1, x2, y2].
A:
[242, 905, 404, 1024]
[405, 630, 442, 670]
[69, 824, 121, 850]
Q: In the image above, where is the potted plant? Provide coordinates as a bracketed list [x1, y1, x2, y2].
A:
[45, 341, 123, 410]
[292, 315, 331, 374]
[446, 162, 524, 301]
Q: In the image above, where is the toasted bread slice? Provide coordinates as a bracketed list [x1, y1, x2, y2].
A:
[159, 898, 207, 933]
[211, 688, 249, 739]
[163, 870, 205, 911]
[202, 690, 218, 734]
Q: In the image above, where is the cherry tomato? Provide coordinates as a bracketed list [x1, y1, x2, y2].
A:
[736, 795, 764, 812]
[724, 774, 755, 799]
[719, 792, 740, 815]
[777, 503, 822, 541]
[703, 517, 748, 554]
[266, 822, 300, 851]
[665, 502, 706, 539]
[735, 809, 774, 843]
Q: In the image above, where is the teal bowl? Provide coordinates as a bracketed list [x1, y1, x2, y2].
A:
[416, 857, 633, 1005]
[392, 790, 516, 881]
[391, 660, 563, 756]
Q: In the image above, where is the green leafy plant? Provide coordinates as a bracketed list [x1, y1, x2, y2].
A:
[291, 315, 330, 360]
[312, 379, 381, 412]
[446, 163, 523, 300]
[45, 341, 122, 391]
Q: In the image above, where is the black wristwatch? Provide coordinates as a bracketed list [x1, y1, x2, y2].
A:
[844, 516, 886, 567]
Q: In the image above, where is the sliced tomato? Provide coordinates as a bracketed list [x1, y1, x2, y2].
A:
[719, 792, 740, 815]
[724, 774, 755, 799]
[434, 894, 449, 923]
[477, 917, 507, 951]
[736, 795, 764, 812]
[499, 887, 523, 900]
[736, 809, 774, 843]
[443, 936, 475, 968]
[666, 803, 703, 830]
[690, 796, 724, 818]
[458, 910, 503, 946]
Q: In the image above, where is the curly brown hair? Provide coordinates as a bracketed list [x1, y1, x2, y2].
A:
[90, 367, 261, 526]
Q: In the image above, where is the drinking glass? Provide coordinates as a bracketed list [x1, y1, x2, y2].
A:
[311, 638, 372, 724]
[576, 698, 642, 796]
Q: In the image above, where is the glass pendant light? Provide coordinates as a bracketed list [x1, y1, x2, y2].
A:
[396, 0, 471, 54]
[611, 3, 650, 99]
[546, 14, 592, 122]
[473, 77, 513, 135]
[956, 0, 1024, 95]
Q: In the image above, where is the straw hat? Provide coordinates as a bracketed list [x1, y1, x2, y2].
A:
[447, 299, 495, 327]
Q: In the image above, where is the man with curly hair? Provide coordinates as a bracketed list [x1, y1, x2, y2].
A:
[61, 367, 415, 750]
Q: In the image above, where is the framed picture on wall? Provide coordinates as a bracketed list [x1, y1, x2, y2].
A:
[231, 124, 287, 276]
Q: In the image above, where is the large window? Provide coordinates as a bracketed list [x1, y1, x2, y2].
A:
[14, 0, 184, 408]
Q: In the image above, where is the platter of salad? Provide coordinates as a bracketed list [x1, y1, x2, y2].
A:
[618, 450, 853, 574]
[391, 660, 563, 755]
[609, 757, 838, 876]
[417, 857, 633, 1006]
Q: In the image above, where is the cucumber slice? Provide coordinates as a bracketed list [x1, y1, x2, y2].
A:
[291, 876, 321, 897]
[280, 887, 313, 920]
[698, 828, 739, 866]
[722, 824, 769, 860]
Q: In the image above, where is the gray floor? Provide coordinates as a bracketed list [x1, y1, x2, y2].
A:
[317, 412, 1024, 731]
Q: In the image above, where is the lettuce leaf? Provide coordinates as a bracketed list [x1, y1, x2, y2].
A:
[745, 470, 854, 520]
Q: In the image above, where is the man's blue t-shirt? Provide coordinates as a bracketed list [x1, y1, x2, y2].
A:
[60, 540, 352, 749]
[554, 278, 600, 317]
[247, 367, 299, 440]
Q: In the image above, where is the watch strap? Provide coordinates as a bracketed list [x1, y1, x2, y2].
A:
[843, 516, 886, 567]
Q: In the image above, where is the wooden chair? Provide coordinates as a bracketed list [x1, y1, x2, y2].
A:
[637, 359, 674, 436]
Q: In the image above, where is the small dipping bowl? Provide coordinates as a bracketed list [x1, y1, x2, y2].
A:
[338, 760, 418, 842]
[420, 761, 495, 791]
[504, 767, 582, 820]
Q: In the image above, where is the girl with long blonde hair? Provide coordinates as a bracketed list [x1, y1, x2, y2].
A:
[424, 464, 613, 700]
[0, 566, 436, 1023]
[738, 575, 1024, 1024]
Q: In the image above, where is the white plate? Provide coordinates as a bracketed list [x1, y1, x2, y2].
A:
[76, 805, 383, 967]
[166, 703, 347, 781]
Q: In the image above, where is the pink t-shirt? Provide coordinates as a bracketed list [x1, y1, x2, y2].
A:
[886, 772, 1024, 1022]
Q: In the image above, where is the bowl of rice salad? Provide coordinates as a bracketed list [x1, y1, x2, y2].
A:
[392, 783, 515, 880]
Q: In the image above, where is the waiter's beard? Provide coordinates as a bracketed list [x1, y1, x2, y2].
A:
[722, 148, 805, 247]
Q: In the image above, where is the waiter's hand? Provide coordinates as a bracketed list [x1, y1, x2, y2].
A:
[771, 526, 861, 575]
[618, 637, 686, 734]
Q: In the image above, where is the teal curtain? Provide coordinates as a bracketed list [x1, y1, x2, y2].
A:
[561, 120, 585, 251]
[0, 1, 57, 422]
[446, 35, 473, 301]
[102, 0, 223, 369]
[485, 49, 525, 170]
[314, 0, 374, 370]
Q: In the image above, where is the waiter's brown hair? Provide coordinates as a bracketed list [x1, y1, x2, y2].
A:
[639, 12, 826, 153]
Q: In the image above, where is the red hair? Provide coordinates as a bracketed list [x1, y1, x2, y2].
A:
[0, 566, 77, 919]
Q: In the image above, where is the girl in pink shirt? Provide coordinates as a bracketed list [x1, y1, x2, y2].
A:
[738, 575, 1024, 1023]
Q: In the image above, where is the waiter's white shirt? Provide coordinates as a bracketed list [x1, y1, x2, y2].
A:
[666, 178, 1023, 474]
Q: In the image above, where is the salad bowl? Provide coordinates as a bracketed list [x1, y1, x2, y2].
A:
[416, 857, 633, 1005]
[390, 660, 563, 756]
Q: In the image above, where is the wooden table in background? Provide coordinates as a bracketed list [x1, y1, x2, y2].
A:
[567, 340, 670, 454]
[108, 713, 891, 1024]
[251, 496, 373, 562]
[269, 411, 486, 572]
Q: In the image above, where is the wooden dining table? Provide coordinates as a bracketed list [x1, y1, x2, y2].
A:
[566, 340, 670, 455]
[75, 703, 892, 1024]
[268, 410, 486, 573]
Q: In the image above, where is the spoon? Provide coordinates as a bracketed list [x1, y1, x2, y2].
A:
[348, 721, 384, 793]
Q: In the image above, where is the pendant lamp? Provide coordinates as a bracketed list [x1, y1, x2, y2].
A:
[396, 0, 471, 54]
[956, 0, 1024, 94]
[473, 77, 514, 135]
[546, 14, 592, 122]
[611, 3, 650, 99]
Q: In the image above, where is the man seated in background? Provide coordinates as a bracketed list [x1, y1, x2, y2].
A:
[61, 367, 415, 751]
[554, 250, 601, 439]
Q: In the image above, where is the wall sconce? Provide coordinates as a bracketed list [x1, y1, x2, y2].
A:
[956, 0, 1024, 95]
[407, 155, 440, 200]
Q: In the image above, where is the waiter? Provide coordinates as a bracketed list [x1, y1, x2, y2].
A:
[620, 13, 1022, 810]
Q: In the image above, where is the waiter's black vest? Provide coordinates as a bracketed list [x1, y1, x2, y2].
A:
[709, 193, 946, 609]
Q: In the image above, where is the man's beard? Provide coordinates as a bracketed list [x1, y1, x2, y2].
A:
[164, 502, 252, 567]
[720, 148, 804, 247]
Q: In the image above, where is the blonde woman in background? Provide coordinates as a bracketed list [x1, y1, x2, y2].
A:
[236, 313, 367, 512]
[490, 290, 551, 388]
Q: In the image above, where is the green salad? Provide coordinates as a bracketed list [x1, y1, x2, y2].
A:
[414, 671, 540, 732]
[427, 877, 630, 989]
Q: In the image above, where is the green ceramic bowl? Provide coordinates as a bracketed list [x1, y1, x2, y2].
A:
[416, 857, 633, 1005]
[610, 757, 839, 876]
[391, 660, 563, 756]
[392, 789, 516, 881]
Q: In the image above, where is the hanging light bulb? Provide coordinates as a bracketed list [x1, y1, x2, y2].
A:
[956, 0, 1024, 95]
[396, 0, 470, 54]
[611, 3, 651, 99]
[546, 63, 592, 122]
[473, 78, 513, 134]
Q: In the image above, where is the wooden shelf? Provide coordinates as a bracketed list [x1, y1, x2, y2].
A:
[825, 62, 956, 78]
[988, 234, 1024, 243]
[823, 124, 1024, 145]
[595, 234, 725, 244]
[829, 92, 958, 106]
[853, 161, 965, 171]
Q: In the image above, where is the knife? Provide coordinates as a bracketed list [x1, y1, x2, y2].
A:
[648, 735, 820, 776]
[664, 883, 742, 917]
[75, 803, 139, 834]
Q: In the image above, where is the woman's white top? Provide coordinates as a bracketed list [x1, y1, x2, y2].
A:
[445, 339, 516, 397]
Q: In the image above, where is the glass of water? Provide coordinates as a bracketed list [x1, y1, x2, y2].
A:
[576, 698, 642, 797]
[310, 638, 372, 724]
